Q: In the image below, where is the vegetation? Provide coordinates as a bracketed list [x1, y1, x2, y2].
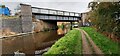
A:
[43, 29, 82, 56]
[58, 23, 70, 30]
[88, 2, 120, 38]
[81, 27, 119, 54]
[0, 15, 19, 19]
[0, 5, 5, 8]
[57, 23, 65, 30]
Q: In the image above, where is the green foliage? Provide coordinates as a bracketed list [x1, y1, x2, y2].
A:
[81, 27, 119, 54]
[0, 16, 19, 19]
[88, 2, 120, 37]
[0, 5, 5, 8]
[43, 29, 82, 56]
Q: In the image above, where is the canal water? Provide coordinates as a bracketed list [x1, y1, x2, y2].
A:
[0, 30, 63, 56]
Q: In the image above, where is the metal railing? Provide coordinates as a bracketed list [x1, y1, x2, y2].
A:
[32, 7, 81, 17]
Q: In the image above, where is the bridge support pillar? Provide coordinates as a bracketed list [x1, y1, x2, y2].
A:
[20, 4, 33, 33]
[70, 22, 72, 30]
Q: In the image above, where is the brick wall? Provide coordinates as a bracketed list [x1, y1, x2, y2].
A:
[1, 18, 22, 33]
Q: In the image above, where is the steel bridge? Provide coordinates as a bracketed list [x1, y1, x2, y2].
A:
[32, 7, 81, 22]
[20, 4, 81, 31]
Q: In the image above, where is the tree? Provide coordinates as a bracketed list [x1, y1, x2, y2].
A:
[88, 2, 120, 38]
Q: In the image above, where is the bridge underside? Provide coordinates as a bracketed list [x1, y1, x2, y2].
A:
[32, 12, 81, 31]
[33, 13, 81, 22]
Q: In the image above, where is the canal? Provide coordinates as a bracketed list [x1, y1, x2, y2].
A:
[0, 30, 63, 56]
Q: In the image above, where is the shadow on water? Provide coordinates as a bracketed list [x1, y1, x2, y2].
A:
[0, 30, 63, 56]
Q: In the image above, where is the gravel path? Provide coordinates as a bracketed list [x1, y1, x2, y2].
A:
[80, 29, 93, 54]
[82, 30, 103, 55]
[76, 28, 104, 56]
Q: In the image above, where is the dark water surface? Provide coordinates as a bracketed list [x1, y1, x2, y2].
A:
[0, 30, 62, 56]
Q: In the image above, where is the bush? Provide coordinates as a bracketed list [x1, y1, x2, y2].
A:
[88, 2, 120, 38]
[43, 29, 82, 56]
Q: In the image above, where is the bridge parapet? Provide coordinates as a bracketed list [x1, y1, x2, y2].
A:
[32, 7, 81, 17]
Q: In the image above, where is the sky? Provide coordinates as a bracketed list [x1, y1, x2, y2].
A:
[0, 0, 93, 14]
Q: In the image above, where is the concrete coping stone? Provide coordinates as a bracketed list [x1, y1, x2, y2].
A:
[0, 32, 33, 39]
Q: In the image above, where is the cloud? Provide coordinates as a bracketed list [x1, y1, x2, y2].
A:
[1, 0, 92, 2]
[24, 2, 90, 13]
[2, 1, 91, 14]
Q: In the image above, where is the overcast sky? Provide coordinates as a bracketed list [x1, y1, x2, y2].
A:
[0, 0, 93, 14]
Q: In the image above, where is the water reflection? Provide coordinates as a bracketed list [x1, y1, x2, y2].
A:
[1, 30, 62, 55]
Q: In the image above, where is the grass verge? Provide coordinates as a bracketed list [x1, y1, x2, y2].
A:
[43, 29, 82, 56]
[80, 27, 119, 54]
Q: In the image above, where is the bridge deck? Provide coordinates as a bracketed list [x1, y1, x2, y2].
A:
[32, 7, 81, 21]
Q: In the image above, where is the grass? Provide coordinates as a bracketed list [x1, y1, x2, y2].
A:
[80, 27, 119, 54]
[43, 29, 82, 56]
